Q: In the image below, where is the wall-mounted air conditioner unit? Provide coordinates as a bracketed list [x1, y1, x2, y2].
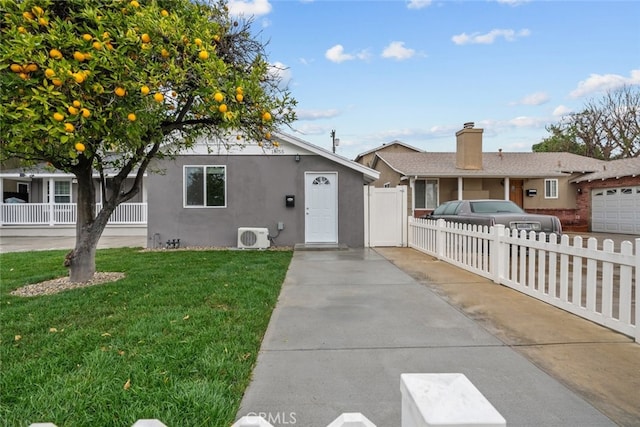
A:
[237, 227, 270, 249]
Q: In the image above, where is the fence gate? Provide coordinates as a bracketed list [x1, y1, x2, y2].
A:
[364, 185, 407, 247]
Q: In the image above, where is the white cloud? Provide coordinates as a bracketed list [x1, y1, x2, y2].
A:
[407, 0, 432, 9]
[381, 41, 416, 61]
[227, 0, 272, 17]
[452, 28, 531, 45]
[515, 92, 550, 106]
[325, 45, 370, 63]
[569, 69, 640, 98]
[325, 44, 354, 63]
[268, 62, 292, 90]
[552, 105, 572, 117]
[296, 109, 340, 120]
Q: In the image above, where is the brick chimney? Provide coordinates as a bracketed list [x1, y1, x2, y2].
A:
[456, 122, 483, 170]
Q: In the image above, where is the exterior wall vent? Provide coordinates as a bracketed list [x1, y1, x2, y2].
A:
[237, 227, 270, 249]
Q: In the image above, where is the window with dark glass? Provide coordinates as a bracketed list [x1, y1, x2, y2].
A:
[184, 166, 226, 207]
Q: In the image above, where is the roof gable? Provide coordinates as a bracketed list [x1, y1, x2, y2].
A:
[573, 156, 640, 182]
[354, 140, 423, 163]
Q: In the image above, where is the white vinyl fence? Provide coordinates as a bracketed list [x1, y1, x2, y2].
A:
[409, 218, 640, 343]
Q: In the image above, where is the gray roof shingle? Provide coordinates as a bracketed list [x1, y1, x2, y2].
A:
[573, 157, 640, 182]
[376, 151, 607, 178]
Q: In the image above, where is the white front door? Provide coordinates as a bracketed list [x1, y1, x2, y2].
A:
[305, 172, 338, 243]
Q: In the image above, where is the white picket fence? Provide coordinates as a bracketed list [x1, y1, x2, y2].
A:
[408, 217, 640, 343]
[30, 374, 506, 427]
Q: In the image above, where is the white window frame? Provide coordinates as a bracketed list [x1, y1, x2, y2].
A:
[17, 182, 29, 194]
[413, 178, 439, 209]
[45, 180, 72, 203]
[183, 165, 227, 208]
[544, 179, 558, 199]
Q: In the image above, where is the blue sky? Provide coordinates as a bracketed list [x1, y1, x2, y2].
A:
[228, 0, 640, 159]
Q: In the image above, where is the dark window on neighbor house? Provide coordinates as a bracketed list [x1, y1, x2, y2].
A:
[184, 166, 226, 207]
[414, 179, 438, 209]
[544, 179, 558, 199]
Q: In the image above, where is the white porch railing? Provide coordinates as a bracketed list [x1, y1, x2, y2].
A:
[0, 203, 147, 226]
[408, 217, 640, 343]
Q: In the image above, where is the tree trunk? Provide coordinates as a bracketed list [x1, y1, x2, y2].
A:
[65, 162, 105, 283]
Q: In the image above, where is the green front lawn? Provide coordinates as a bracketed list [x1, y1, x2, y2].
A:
[0, 248, 292, 427]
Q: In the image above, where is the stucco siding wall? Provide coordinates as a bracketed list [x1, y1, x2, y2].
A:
[147, 154, 367, 248]
[522, 177, 576, 209]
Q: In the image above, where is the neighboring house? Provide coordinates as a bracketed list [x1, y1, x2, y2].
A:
[354, 140, 423, 171]
[573, 157, 640, 234]
[357, 122, 639, 233]
[145, 131, 379, 248]
[0, 163, 147, 237]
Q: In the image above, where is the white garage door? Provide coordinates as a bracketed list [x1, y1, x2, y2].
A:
[591, 186, 640, 234]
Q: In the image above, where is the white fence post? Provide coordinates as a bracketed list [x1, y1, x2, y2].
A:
[490, 225, 506, 283]
[635, 238, 640, 344]
[232, 416, 275, 427]
[401, 373, 506, 427]
[327, 412, 377, 427]
[435, 219, 446, 260]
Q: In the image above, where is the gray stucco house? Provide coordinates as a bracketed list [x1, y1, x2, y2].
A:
[146, 132, 379, 249]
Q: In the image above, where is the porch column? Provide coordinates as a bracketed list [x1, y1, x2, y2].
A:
[503, 177, 510, 200]
[457, 176, 463, 200]
[48, 178, 55, 226]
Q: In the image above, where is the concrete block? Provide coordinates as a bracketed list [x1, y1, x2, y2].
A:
[401, 373, 506, 427]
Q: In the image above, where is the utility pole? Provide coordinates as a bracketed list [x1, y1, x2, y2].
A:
[331, 129, 339, 153]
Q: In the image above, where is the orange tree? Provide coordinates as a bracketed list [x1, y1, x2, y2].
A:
[0, 0, 296, 282]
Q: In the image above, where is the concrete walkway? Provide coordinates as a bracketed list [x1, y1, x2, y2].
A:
[237, 248, 639, 426]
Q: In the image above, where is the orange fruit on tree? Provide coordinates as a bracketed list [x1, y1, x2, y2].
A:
[127, 113, 137, 121]
[141, 33, 151, 43]
[161, 48, 170, 58]
[45, 68, 55, 78]
[213, 92, 224, 102]
[130, 0, 139, 7]
[72, 100, 81, 107]
[23, 11, 34, 20]
[140, 85, 150, 95]
[92, 41, 102, 50]
[64, 123, 75, 133]
[198, 50, 209, 60]
[10, 64, 22, 73]
[24, 64, 38, 72]
[236, 86, 243, 94]
[265, 132, 272, 140]
[81, 108, 90, 118]
[49, 48, 63, 59]
[213, 34, 220, 42]
[32, 6, 44, 16]
[18, 73, 29, 80]
[75, 142, 85, 152]
[68, 106, 79, 115]
[73, 51, 86, 61]
[235, 93, 243, 102]
[153, 92, 164, 102]
[218, 104, 228, 113]
[102, 32, 110, 39]
[262, 111, 272, 121]
[161, 9, 169, 17]
[73, 73, 86, 83]
[18, 26, 27, 34]
[53, 112, 64, 121]
[105, 42, 114, 50]
[83, 33, 92, 41]
[38, 17, 48, 26]
[115, 87, 126, 97]
[52, 78, 63, 86]
[194, 38, 202, 46]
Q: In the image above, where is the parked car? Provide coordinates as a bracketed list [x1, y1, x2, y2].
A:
[427, 199, 562, 237]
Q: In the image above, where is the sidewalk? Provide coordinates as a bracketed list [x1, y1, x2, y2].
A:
[237, 248, 639, 426]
